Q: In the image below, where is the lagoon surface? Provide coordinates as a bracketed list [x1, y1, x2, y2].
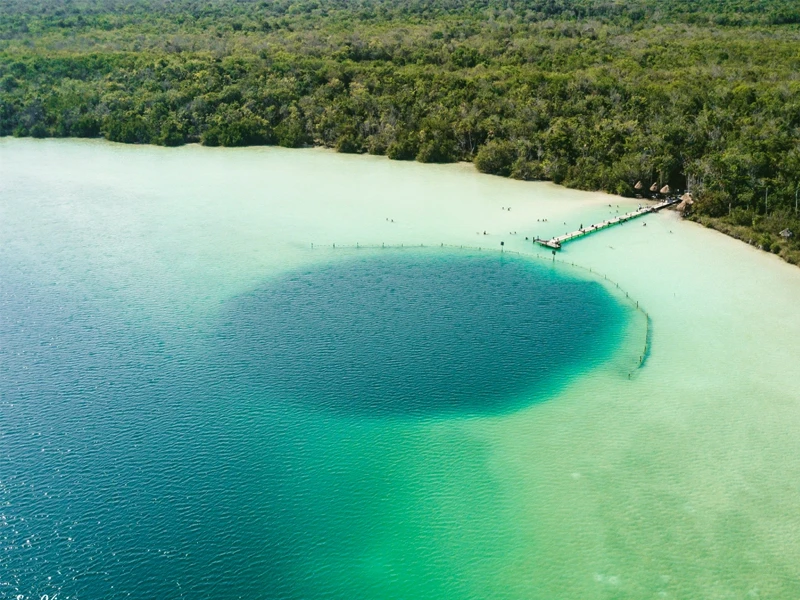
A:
[3, 139, 800, 599]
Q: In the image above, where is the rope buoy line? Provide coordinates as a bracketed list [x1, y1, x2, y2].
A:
[310, 241, 651, 376]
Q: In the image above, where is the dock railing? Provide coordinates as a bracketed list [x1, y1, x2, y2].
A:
[535, 197, 680, 250]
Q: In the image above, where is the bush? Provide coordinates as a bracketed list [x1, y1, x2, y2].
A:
[275, 116, 309, 148]
[365, 134, 388, 155]
[386, 134, 418, 161]
[335, 133, 361, 153]
[416, 139, 457, 163]
[510, 158, 544, 181]
[450, 47, 480, 68]
[728, 207, 754, 227]
[202, 112, 273, 147]
[695, 190, 731, 218]
[0, 75, 19, 92]
[474, 139, 517, 177]
[541, 158, 567, 184]
[157, 119, 186, 147]
[103, 114, 151, 144]
[758, 233, 773, 250]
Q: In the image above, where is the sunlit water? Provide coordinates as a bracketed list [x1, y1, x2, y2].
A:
[2, 139, 800, 599]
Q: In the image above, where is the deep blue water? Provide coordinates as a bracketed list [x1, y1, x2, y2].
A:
[0, 251, 626, 599]
[218, 253, 623, 415]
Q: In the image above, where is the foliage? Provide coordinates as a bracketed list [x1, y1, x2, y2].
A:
[475, 140, 518, 177]
[2, 0, 800, 246]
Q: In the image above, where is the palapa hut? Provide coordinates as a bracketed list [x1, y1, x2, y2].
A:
[649, 182, 659, 192]
[676, 192, 694, 213]
[634, 180, 643, 190]
[780, 228, 794, 239]
[660, 184, 671, 194]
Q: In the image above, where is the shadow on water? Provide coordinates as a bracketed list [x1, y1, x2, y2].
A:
[214, 251, 627, 417]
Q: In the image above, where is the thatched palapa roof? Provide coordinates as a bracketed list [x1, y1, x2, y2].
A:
[634, 180, 643, 190]
[649, 182, 659, 192]
[676, 192, 694, 212]
[660, 185, 671, 194]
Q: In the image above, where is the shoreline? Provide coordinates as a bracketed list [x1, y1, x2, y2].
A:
[688, 213, 800, 267]
[3, 133, 797, 268]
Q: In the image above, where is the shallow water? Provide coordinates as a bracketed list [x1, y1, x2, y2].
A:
[2, 138, 800, 599]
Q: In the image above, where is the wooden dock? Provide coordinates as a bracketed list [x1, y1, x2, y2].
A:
[535, 198, 679, 250]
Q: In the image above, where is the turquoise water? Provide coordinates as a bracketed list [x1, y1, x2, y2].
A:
[1, 229, 630, 597]
[9, 139, 800, 598]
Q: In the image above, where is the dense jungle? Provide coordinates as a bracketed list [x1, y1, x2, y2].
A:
[2, 0, 799, 261]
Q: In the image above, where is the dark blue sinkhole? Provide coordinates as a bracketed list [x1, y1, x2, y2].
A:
[216, 252, 626, 416]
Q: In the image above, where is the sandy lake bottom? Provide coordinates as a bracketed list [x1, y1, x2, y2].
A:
[2, 138, 800, 599]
